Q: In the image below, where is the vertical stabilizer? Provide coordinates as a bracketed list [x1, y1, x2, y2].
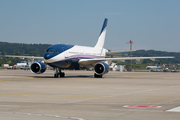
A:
[94, 18, 108, 49]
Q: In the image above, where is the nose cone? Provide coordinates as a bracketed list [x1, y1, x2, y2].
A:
[44, 53, 57, 60]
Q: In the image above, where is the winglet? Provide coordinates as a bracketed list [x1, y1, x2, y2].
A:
[94, 18, 108, 49]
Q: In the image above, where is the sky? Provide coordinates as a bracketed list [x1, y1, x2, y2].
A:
[0, 0, 180, 52]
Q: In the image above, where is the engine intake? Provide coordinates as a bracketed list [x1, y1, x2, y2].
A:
[30, 62, 47, 74]
[94, 62, 109, 75]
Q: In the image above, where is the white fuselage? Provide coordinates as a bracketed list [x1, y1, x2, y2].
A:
[44, 45, 108, 64]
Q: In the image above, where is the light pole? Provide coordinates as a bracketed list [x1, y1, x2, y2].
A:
[127, 40, 133, 71]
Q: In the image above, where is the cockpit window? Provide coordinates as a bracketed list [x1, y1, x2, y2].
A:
[46, 50, 59, 53]
[46, 44, 74, 55]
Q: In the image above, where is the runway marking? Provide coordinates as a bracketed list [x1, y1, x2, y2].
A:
[0, 99, 174, 105]
[16, 77, 35, 79]
[111, 109, 163, 112]
[0, 111, 85, 120]
[0, 105, 20, 107]
[72, 77, 90, 78]
[0, 77, 36, 82]
[70, 117, 85, 120]
[119, 75, 138, 77]
[0, 93, 180, 100]
[0, 80, 14, 82]
[166, 106, 180, 112]
[123, 105, 162, 108]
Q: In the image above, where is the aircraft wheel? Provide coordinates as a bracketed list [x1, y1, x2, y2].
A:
[58, 73, 61, 78]
[54, 74, 58, 78]
[60, 72, 65, 77]
[54, 73, 65, 78]
[94, 73, 102, 78]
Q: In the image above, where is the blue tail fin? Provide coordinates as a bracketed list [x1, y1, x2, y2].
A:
[94, 18, 108, 49]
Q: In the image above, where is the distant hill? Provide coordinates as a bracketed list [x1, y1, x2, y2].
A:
[133, 50, 180, 63]
[0, 41, 51, 56]
[107, 50, 180, 64]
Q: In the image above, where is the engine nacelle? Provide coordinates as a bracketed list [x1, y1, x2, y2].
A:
[30, 62, 47, 74]
[94, 62, 109, 75]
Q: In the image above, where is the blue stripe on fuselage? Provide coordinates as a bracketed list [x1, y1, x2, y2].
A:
[44, 44, 74, 60]
[47, 58, 80, 70]
[47, 56, 101, 70]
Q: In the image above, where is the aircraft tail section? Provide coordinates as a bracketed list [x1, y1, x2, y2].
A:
[94, 18, 108, 49]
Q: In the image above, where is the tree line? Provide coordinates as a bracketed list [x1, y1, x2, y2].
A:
[0, 41, 51, 56]
[0, 41, 51, 66]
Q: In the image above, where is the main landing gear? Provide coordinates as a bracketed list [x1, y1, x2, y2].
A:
[54, 68, 65, 78]
[94, 73, 102, 78]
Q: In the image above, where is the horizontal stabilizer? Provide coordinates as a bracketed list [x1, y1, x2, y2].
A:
[107, 50, 135, 54]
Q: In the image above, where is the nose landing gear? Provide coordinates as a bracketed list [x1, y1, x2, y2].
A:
[54, 68, 65, 78]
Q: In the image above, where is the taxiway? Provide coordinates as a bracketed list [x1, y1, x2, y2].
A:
[0, 69, 180, 120]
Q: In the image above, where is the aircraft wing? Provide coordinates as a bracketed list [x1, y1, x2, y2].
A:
[79, 56, 174, 65]
[106, 50, 134, 54]
[5, 55, 44, 60]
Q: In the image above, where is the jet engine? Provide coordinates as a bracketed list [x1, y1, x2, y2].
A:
[94, 62, 109, 77]
[30, 62, 47, 74]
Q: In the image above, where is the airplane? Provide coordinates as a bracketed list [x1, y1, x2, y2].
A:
[6, 18, 174, 78]
[146, 63, 161, 69]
